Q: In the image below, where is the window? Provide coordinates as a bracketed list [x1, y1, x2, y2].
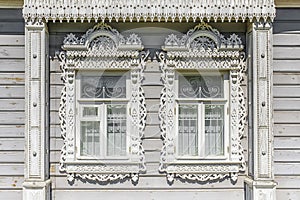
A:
[58, 23, 147, 183]
[158, 22, 247, 183]
[76, 72, 130, 159]
[175, 72, 229, 159]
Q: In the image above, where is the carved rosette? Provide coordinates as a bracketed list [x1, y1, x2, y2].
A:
[58, 23, 147, 183]
[159, 23, 246, 183]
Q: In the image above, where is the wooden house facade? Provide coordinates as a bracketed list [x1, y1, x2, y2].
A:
[0, 0, 299, 199]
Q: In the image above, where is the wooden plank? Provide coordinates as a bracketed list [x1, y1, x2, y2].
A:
[0, 46, 24, 59]
[53, 190, 244, 200]
[274, 22, 300, 34]
[0, 164, 23, 175]
[274, 98, 300, 111]
[0, 86, 24, 98]
[274, 111, 300, 123]
[273, 60, 300, 72]
[274, 150, 300, 162]
[274, 47, 300, 59]
[143, 72, 162, 86]
[0, 190, 22, 200]
[0, 176, 23, 189]
[274, 124, 300, 136]
[146, 113, 159, 125]
[0, 59, 24, 72]
[276, 176, 300, 189]
[0, 125, 24, 138]
[0, 138, 24, 150]
[144, 85, 162, 99]
[273, 86, 300, 98]
[0, 99, 24, 111]
[0, 151, 24, 163]
[0, 112, 24, 125]
[273, 73, 300, 85]
[277, 190, 300, 200]
[52, 174, 245, 189]
[50, 73, 63, 85]
[50, 85, 63, 99]
[0, 73, 24, 85]
[0, 35, 24, 46]
[275, 163, 300, 176]
[50, 59, 61, 72]
[274, 137, 300, 149]
[143, 139, 162, 151]
[274, 34, 300, 46]
[144, 125, 160, 138]
[0, 22, 24, 35]
[50, 99, 60, 111]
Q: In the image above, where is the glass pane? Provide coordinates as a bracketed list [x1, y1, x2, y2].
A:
[80, 121, 100, 157]
[178, 104, 198, 156]
[82, 107, 98, 117]
[178, 75, 223, 98]
[107, 104, 127, 156]
[205, 105, 224, 156]
[81, 75, 126, 98]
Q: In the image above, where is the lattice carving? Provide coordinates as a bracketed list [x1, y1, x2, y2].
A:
[23, 0, 275, 23]
[58, 23, 148, 183]
[158, 23, 246, 183]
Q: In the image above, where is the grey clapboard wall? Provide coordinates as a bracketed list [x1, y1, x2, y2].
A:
[0, 9, 24, 200]
[48, 22, 247, 200]
[273, 8, 300, 200]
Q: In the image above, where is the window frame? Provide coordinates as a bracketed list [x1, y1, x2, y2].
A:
[158, 22, 247, 183]
[174, 71, 230, 160]
[75, 70, 131, 160]
[58, 23, 148, 183]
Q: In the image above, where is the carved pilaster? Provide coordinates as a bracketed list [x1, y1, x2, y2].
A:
[245, 20, 276, 200]
[23, 21, 51, 200]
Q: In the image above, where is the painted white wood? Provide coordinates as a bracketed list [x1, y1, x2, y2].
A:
[23, 22, 51, 200]
[274, 111, 300, 123]
[273, 74, 300, 85]
[53, 190, 244, 200]
[0, 99, 24, 110]
[273, 34, 300, 45]
[0, 176, 24, 189]
[274, 163, 300, 175]
[276, 176, 300, 189]
[0, 46, 24, 59]
[274, 124, 300, 136]
[0, 35, 24, 46]
[274, 47, 300, 59]
[0, 190, 22, 200]
[273, 60, 300, 72]
[0, 86, 24, 98]
[276, 190, 300, 200]
[274, 98, 300, 110]
[0, 59, 25, 72]
[274, 150, 300, 161]
[274, 137, 300, 149]
[0, 125, 24, 137]
[274, 86, 300, 97]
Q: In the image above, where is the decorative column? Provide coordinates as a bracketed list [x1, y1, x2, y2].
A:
[245, 20, 276, 200]
[23, 21, 51, 200]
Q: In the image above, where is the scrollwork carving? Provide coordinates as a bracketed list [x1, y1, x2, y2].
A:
[159, 23, 246, 183]
[59, 23, 147, 184]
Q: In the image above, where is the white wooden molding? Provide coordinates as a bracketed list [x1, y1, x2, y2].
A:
[158, 22, 247, 183]
[58, 23, 148, 183]
[23, 21, 51, 200]
[245, 20, 276, 200]
[23, 0, 276, 23]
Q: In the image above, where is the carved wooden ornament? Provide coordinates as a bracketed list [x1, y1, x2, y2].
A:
[58, 23, 148, 183]
[158, 22, 247, 183]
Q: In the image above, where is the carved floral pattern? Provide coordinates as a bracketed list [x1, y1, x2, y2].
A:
[159, 23, 247, 183]
[58, 23, 148, 183]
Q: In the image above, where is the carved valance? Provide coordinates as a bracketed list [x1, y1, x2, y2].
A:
[23, 0, 275, 23]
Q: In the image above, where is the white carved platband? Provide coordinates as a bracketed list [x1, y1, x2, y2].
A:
[23, 0, 275, 23]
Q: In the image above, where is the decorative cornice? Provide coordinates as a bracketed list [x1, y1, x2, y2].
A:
[23, 0, 276, 23]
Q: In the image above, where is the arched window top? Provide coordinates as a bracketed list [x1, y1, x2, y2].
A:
[62, 23, 143, 55]
[163, 22, 243, 53]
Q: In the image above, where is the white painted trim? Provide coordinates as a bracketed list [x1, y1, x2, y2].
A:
[23, 0, 276, 23]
